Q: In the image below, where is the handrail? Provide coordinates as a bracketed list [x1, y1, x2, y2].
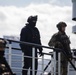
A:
[6, 46, 53, 74]
[0, 38, 59, 50]
[6, 46, 52, 56]
[0, 38, 76, 71]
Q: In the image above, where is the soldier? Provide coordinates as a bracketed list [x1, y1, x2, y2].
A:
[20, 15, 43, 75]
[48, 22, 72, 75]
[0, 39, 16, 75]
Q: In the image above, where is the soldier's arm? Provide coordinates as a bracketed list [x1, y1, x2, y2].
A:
[36, 28, 43, 53]
[20, 28, 28, 50]
[65, 36, 72, 57]
[48, 34, 63, 48]
[48, 34, 57, 47]
[67, 44, 72, 58]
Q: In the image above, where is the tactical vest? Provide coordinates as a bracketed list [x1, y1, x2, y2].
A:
[55, 32, 71, 55]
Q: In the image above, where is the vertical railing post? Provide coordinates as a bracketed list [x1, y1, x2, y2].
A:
[8, 41, 12, 67]
[58, 52, 61, 75]
[75, 60, 76, 75]
[22, 53, 24, 69]
[67, 62, 70, 75]
[53, 51, 56, 75]
[32, 47, 35, 75]
[42, 54, 44, 75]
[51, 56, 54, 75]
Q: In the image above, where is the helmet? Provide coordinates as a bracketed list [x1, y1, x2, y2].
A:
[56, 22, 67, 28]
[0, 39, 6, 51]
[27, 15, 38, 23]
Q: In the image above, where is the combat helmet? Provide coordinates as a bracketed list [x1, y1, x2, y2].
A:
[0, 39, 6, 51]
[27, 15, 38, 23]
[56, 22, 67, 29]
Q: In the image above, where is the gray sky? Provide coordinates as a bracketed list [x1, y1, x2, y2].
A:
[0, 0, 72, 7]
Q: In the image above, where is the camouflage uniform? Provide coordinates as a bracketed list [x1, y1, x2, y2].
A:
[48, 22, 72, 75]
[0, 39, 16, 75]
[0, 39, 6, 57]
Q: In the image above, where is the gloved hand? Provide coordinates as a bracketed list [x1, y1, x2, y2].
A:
[39, 51, 43, 57]
[68, 52, 73, 60]
[39, 47, 43, 57]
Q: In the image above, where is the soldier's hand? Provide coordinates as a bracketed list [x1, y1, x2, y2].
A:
[67, 53, 72, 61]
[39, 52, 43, 57]
[69, 54, 73, 60]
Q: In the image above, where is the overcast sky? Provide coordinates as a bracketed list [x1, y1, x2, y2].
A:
[0, 0, 72, 7]
[0, 0, 76, 49]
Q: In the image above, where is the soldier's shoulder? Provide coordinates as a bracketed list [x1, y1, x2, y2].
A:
[34, 27, 40, 33]
[34, 27, 39, 30]
[52, 32, 58, 37]
[22, 26, 30, 31]
[21, 26, 26, 30]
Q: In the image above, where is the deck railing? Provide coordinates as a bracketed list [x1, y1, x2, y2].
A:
[0, 38, 76, 75]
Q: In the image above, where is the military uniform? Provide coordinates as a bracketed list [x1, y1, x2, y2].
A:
[20, 15, 43, 75]
[0, 39, 16, 75]
[48, 22, 72, 75]
[48, 32, 72, 75]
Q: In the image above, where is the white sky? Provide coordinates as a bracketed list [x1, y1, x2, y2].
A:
[0, 0, 76, 49]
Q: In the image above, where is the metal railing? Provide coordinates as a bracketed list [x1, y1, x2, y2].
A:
[0, 38, 76, 75]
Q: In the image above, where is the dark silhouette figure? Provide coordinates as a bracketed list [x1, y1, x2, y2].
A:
[20, 15, 43, 75]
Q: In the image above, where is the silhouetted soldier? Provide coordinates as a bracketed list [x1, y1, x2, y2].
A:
[20, 15, 43, 75]
[0, 39, 16, 75]
[48, 22, 72, 75]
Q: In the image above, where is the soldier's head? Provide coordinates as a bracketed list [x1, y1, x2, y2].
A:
[56, 22, 67, 32]
[27, 15, 38, 27]
[0, 39, 6, 51]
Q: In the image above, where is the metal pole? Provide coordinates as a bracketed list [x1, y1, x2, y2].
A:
[32, 47, 35, 75]
[51, 57, 54, 75]
[67, 62, 70, 75]
[8, 41, 12, 67]
[53, 52, 56, 75]
[58, 52, 61, 75]
[75, 60, 76, 75]
[22, 53, 24, 69]
[42, 54, 44, 75]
